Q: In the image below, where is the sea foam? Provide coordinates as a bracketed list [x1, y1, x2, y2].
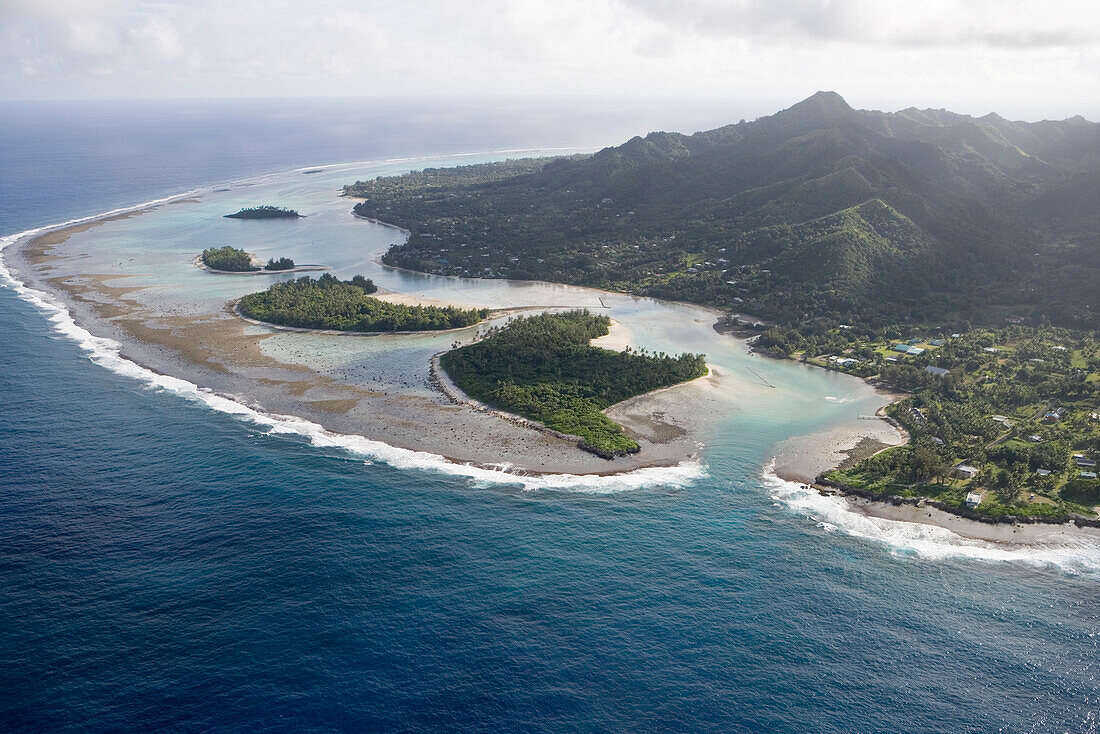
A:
[0, 194, 704, 494]
[761, 461, 1100, 576]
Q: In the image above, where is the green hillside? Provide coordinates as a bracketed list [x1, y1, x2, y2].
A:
[347, 92, 1099, 331]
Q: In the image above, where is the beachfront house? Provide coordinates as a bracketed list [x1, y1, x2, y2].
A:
[956, 464, 979, 480]
[965, 491, 983, 507]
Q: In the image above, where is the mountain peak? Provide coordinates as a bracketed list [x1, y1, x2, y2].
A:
[773, 91, 854, 126]
[796, 90, 852, 112]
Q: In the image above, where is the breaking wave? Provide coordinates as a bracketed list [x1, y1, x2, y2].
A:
[762, 460, 1100, 576]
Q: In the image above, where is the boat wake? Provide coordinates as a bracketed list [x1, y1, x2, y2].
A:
[761, 460, 1100, 576]
[0, 202, 704, 494]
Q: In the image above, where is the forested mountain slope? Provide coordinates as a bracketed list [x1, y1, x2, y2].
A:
[348, 92, 1099, 330]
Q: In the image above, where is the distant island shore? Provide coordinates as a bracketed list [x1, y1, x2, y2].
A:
[224, 205, 300, 220]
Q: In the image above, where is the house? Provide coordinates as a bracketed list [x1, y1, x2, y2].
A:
[931, 436, 946, 446]
[908, 346, 925, 355]
[838, 324, 852, 330]
[1027, 435, 1043, 442]
[951, 333, 962, 338]
[908, 338, 921, 345]
[929, 339, 945, 347]
[1076, 457, 1097, 469]
[983, 347, 999, 353]
[1081, 472, 1098, 480]
[1036, 468, 1052, 477]
[1044, 407, 1065, 423]
[965, 491, 983, 507]
[885, 356, 899, 363]
[991, 415, 1014, 427]
[956, 464, 979, 480]
[924, 366, 950, 378]
[909, 408, 927, 426]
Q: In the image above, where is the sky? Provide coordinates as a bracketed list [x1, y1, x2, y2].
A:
[2, 0, 1098, 120]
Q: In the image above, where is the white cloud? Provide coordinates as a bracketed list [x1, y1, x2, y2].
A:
[0, 0, 1097, 120]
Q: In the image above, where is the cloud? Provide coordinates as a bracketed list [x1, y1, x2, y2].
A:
[618, 0, 1100, 49]
[0, 0, 1096, 121]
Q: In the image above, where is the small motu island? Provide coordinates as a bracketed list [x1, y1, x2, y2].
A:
[237, 273, 489, 332]
[202, 245, 261, 272]
[200, 246, 327, 274]
[224, 205, 300, 219]
[440, 311, 708, 458]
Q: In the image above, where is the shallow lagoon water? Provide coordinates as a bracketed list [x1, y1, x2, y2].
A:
[2, 100, 1099, 732]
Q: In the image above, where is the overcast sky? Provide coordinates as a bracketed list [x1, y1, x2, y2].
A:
[2, 0, 1098, 119]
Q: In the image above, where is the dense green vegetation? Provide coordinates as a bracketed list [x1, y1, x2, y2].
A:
[202, 246, 258, 272]
[808, 325, 1100, 520]
[225, 205, 300, 219]
[349, 92, 1098, 331]
[440, 311, 708, 457]
[265, 257, 295, 271]
[237, 274, 488, 332]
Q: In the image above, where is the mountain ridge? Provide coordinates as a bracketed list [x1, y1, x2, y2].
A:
[348, 92, 1099, 330]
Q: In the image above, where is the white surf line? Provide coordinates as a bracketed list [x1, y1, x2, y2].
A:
[0, 177, 706, 493]
[761, 460, 1100, 577]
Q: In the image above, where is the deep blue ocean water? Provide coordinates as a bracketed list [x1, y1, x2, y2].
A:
[1, 99, 1098, 733]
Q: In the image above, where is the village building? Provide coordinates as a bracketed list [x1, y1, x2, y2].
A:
[956, 464, 979, 480]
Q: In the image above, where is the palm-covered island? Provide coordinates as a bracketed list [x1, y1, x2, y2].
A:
[202, 246, 260, 272]
[441, 311, 707, 458]
[225, 205, 300, 219]
[237, 273, 488, 332]
[201, 246, 299, 273]
[347, 92, 1099, 520]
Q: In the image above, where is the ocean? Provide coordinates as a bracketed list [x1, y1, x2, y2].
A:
[1, 98, 1097, 733]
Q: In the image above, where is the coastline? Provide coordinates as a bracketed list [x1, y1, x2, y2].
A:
[6, 212, 720, 479]
[751, 345, 1098, 542]
[14, 168, 1095, 549]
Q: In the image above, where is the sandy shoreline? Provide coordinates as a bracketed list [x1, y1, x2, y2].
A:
[838, 493, 1100, 546]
